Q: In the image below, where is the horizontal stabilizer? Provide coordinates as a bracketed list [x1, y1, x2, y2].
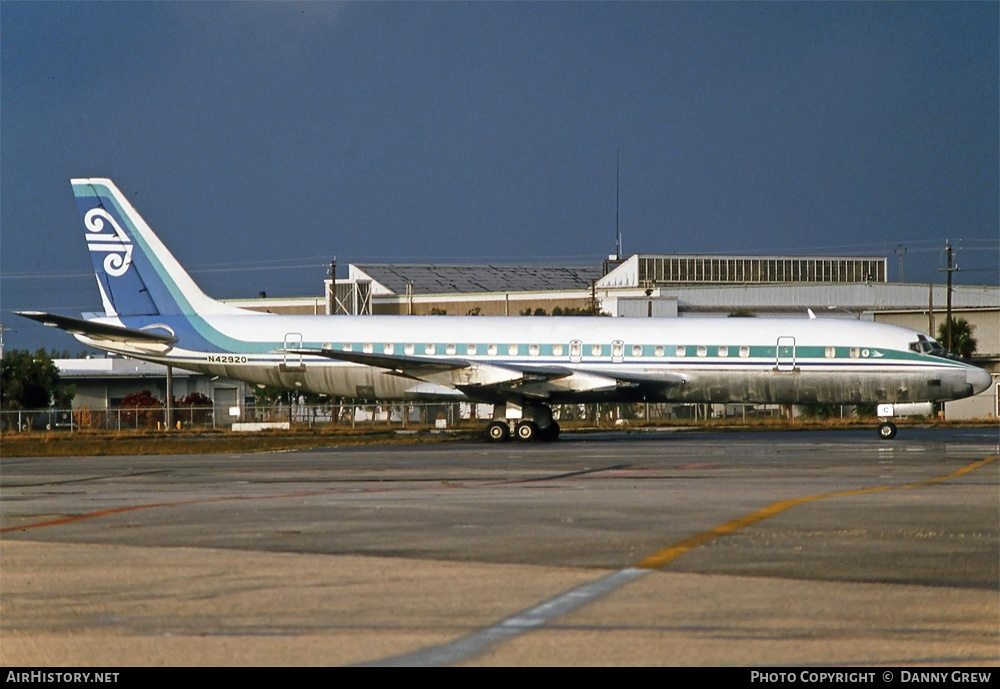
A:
[15, 311, 177, 344]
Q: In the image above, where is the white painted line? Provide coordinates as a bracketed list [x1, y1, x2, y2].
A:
[362, 567, 649, 667]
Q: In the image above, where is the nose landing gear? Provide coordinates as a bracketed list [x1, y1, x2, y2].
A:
[877, 421, 897, 440]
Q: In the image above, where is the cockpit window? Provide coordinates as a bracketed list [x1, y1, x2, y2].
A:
[909, 334, 957, 359]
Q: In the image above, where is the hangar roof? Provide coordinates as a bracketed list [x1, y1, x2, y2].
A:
[351, 264, 602, 295]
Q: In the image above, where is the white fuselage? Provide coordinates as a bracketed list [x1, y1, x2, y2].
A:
[81, 312, 990, 406]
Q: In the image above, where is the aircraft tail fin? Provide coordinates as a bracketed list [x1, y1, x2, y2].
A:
[72, 178, 244, 318]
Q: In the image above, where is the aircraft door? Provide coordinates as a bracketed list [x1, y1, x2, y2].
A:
[283, 332, 305, 371]
[776, 336, 796, 371]
[612, 339, 624, 363]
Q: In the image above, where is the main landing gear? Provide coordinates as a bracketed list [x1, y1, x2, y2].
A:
[485, 404, 560, 443]
[514, 420, 560, 442]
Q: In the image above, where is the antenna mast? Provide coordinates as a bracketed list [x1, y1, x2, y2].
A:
[615, 150, 622, 260]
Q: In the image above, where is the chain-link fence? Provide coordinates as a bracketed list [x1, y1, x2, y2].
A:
[0, 401, 802, 433]
[1, 403, 454, 432]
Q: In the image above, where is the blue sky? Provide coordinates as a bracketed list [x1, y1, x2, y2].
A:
[2, 2, 997, 351]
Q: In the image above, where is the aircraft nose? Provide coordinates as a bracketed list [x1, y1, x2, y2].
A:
[967, 366, 993, 395]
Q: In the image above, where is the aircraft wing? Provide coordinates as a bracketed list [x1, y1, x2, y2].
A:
[15, 311, 177, 344]
[604, 368, 688, 388]
[288, 347, 685, 399]
[286, 348, 469, 374]
[287, 347, 530, 388]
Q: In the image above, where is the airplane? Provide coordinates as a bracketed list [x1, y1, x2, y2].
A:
[17, 178, 993, 442]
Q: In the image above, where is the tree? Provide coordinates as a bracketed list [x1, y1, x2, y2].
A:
[1, 349, 74, 410]
[119, 390, 163, 428]
[254, 385, 295, 406]
[937, 318, 978, 358]
[800, 404, 838, 419]
[175, 392, 213, 426]
[551, 305, 609, 317]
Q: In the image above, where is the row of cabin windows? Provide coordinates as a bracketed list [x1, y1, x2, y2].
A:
[349, 343, 868, 359]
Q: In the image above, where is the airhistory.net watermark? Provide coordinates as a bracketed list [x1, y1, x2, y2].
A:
[5, 672, 119, 684]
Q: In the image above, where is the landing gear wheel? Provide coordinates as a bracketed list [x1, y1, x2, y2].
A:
[515, 421, 539, 442]
[486, 420, 510, 442]
[539, 421, 560, 442]
[877, 421, 897, 440]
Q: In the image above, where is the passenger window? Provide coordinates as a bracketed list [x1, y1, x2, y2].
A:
[850, 347, 860, 359]
[384, 343, 394, 355]
[591, 344, 602, 356]
[467, 344, 477, 356]
[529, 344, 539, 356]
[552, 344, 564, 356]
[404, 343, 414, 355]
[825, 347, 835, 358]
[487, 344, 498, 356]
[425, 343, 436, 355]
[363, 343, 374, 354]
[697, 345, 707, 357]
[508, 344, 518, 356]
[654, 345, 665, 357]
[739, 346, 750, 358]
[676, 345, 686, 357]
[342, 343, 353, 352]
[718, 346, 728, 357]
[632, 345, 643, 357]
[446, 344, 456, 355]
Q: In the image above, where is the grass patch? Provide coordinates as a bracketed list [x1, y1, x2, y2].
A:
[0, 425, 480, 457]
[2, 417, 994, 457]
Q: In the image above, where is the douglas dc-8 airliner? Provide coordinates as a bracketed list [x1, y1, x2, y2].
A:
[18, 178, 992, 441]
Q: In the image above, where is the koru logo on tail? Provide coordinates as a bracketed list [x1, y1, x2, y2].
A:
[85, 208, 133, 276]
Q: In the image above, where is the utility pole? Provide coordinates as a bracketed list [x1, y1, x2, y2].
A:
[327, 258, 337, 315]
[927, 284, 934, 337]
[893, 244, 907, 282]
[941, 240, 958, 352]
[165, 365, 173, 430]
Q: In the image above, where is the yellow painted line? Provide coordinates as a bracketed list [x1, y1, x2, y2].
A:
[636, 454, 997, 570]
[0, 487, 400, 535]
